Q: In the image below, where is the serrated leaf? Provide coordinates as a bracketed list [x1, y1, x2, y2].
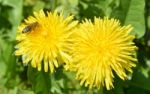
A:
[125, 0, 145, 38]
[27, 65, 51, 94]
[97, 0, 114, 16]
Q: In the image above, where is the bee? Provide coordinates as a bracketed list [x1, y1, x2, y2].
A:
[22, 22, 38, 33]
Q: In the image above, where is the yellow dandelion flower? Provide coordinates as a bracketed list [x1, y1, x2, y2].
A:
[15, 10, 78, 73]
[67, 17, 137, 90]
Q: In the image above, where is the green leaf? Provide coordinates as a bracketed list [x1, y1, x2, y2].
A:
[96, 0, 114, 16]
[126, 86, 150, 94]
[2, 0, 23, 41]
[33, 0, 45, 11]
[19, 90, 34, 94]
[148, 16, 150, 29]
[110, 0, 130, 23]
[78, 0, 104, 20]
[125, 0, 145, 38]
[130, 70, 150, 91]
[56, 0, 79, 18]
[27, 65, 51, 94]
[0, 61, 6, 78]
[2, 0, 21, 7]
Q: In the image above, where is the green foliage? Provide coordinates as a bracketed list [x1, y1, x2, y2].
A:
[0, 0, 150, 94]
[125, 0, 145, 38]
[27, 65, 51, 94]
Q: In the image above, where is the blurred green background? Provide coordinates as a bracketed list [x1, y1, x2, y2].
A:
[0, 0, 150, 94]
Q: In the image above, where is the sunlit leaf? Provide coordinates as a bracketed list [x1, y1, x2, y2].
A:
[2, 0, 23, 40]
[125, 0, 145, 38]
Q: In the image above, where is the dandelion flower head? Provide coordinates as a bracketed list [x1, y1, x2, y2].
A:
[68, 17, 137, 90]
[15, 10, 78, 73]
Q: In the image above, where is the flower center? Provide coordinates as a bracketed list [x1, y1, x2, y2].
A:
[94, 39, 112, 56]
